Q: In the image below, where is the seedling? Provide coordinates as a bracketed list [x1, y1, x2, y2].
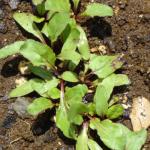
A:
[0, 0, 147, 149]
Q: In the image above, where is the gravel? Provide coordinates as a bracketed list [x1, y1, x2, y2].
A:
[8, 0, 20, 10]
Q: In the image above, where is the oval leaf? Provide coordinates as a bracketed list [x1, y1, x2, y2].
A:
[94, 74, 130, 116]
[76, 124, 88, 150]
[13, 13, 44, 42]
[82, 3, 113, 17]
[88, 139, 103, 150]
[61, 71, 79, 82]
[20, 39, 56, 67]
[0, 41, 24, 59]
[42, 12, 70, 43]
[45, 0, 71, 12]
[89, 54, 123, 79]
[106, 104, 124, 119]
[47, 88, 60, 99]
[77, 25, 90, 60]
[58, 28, 81, 66]
[9, 81, 33, 98]
[27, 97, 53, 116]
[90, 119, 147, 150]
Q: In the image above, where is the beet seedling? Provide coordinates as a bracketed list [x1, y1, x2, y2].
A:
[0, 0, 147, 149]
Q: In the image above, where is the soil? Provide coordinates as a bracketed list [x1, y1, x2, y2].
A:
[0, 0, 150, 149]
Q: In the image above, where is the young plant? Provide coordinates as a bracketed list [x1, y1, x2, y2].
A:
[0, 0, 147, 149]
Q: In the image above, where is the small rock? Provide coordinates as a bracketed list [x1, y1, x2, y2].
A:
[2, 114, 17, 129]
[142, 0, 150, 13]
[8, 0, 20, 10]
[0, 8, 4, 20]
[11, 97, 30, 119]
[0, 22, 7, 34]
[130, 96, 150, 131]
[0, 145, 3, 150]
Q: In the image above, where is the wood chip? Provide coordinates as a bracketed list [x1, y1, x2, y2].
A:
[130, 96, 150, 131]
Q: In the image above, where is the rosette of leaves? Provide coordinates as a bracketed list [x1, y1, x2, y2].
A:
[0, 0, 147, 149]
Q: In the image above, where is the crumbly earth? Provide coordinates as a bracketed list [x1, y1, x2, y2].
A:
[0, 0, 150, 149]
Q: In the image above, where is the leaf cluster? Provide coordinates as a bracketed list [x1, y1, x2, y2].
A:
[0, 0, 147, 149]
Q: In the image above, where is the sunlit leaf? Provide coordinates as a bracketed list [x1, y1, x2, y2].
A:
[56, 97, 76, 139]
[58, 28, 81, 66]
[89, 54, 123, 78]
[45, 0, 71, 12]
[65, 84, 88, 104]
[68, 102, 88, 125]
[88, 139, 103, 150]
[47, 88, 60, 99]
[106, 104, 124, 119]
[27, 97, 53, 116]
[31, 78, 59, 96]
[9, 80, 33, 98]
[61, 71, 79, 82]
[0, 41, 24, 59]
[90, 119, 147, 150]
[20, 39, 56, 67]
[76, 124, 89, 150]
[81, 3, 113, 17]
[77, 25, 90, 60]
[42, 12, 70, 43]
[13, 13, 44, 42]
[94, 74, 130, 116]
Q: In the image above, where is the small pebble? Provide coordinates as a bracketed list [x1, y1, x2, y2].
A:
[0, 8, 4, 20]
[0, 22, 7, 34]
[11, 97, 30, 118]
[8, 0, 20, 10]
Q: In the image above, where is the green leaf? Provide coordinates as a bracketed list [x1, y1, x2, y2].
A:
[87, 103, 96, 116]
[76, 124, 89, 150]
[77, 25, 90, 60]
[56, 97, 76, 139]
[90, 119, 147, 150]
[13, 13, 44, 42]
[125, 129, 147, 150]
[65, 84, 88, 104]
[47, 88, 60, 99]
[106, 104, 124, 119]
[88, 139, 103, 150]
[73, 0, 80, 10]
[58, 28, 81, 66]
[94, 74, 130, 116]
[89, 54, 123, 78]
[45, 0, 71, 12]
[9, 81, 33, 98]
[90, 119, 126, 150]
[32, 0, 44, 5]
[29, 65, 52, 80]
[68, 102, 88, 125]
[81, 3, 113, 17]
[31, 78, 59, 97]
[20, 39, 56, 67]
[46, 11, 56, 20]
[61, 71, 79, 82]
[42, 12, 70, 43]
[42, 23, 49, 37]
[37, 2, 46, 15]
[0, 41, 24, 59]
[27, 97, 53, 116]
